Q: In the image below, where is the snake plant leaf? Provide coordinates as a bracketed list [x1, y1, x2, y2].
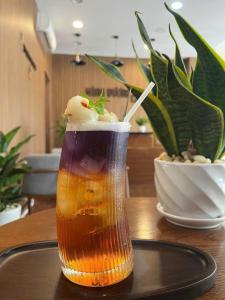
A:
[165, 3, 225, 113]
[174, 65, 192, 90]
[129, 87, 178, 155]
[131, 41, 157, 95]
[150, 51, 191, 153]
[169, 24, 187, 75]
[86, 54, 125, 83]
[133, 11, 192, 153]
[132, 41, 152, 83]
[135, 11, 154, 51]
[87, 54, 178, 155]
[135, 9, 192, 153]
[168, 62, 224, 160]
[190, 67, 194, 86]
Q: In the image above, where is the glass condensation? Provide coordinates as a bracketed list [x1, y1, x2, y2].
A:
[56, 130, 133, 287]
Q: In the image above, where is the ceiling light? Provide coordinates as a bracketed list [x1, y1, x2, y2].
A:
[71, 0, 83, 3]
[72, 20, 83, 29]
[111, 35, 124, 68]
[143, 44, 148, 51]
[71, 56, 86, 66]
[111, 59, 124, 67]
[171, 1, 183, 10]
[71, 33, 86, 66]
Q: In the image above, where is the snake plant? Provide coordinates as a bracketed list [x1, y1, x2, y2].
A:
[87, 3, 225, 162]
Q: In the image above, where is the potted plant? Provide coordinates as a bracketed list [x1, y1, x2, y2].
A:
[136, 117, 148, 133]
[52, 116, 68, 153]
[87, 3, 225, 228]
[55, 116, 67, 141]
[0, 127, 33, 225]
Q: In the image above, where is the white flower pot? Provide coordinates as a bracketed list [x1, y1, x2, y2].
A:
[0, 204, 22, 226]
[139, 125, 146, 133]
[154, 159, 225, 228]
[51, 148, 62, 154]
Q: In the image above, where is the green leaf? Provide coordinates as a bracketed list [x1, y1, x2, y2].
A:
[0, 132, 6, 153]
[169, 24, 187, 75]
[83, 90, 108, 115]
[173, 64, 192, 90]
[8, 135, 34, 158]
[136, 117, 148, 126]
[131, 87, 178, 155]
[0, 156, 4, 167]
[87, 55, 178, 155]
[95, 92, 109, 115]
[55, 118, 67, 140]
[190, 67, 194, 86]
[132, 41, 157, 95]
[0, 202, 6, 212]
[165, 3, 225, 117]
[132, 41, 152, 82]
[0, 128, 32, 207]
[0, 185, 22, 202]
[169, 62, 224, 160]
[0, 154, 19, 177]
[86, 54, 125, 83]
[4, 127, 21, 151]
[135, 11, 154, 50]
[150, 51, 191, 153]
[135, 10, 192, 154]
[0, 173, 23, 188]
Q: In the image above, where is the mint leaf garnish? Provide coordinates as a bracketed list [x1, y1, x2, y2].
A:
[81, 91, 108, 115]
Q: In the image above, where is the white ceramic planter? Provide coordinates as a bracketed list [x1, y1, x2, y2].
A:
[51, 148, 62, 154]
[139, 125, 146, 133]
[154, 159, 225, 228]
[0, 204, 22, 226]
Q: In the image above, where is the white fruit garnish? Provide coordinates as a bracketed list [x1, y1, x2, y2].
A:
[99, 109, 118, 122]
[65, 96, 98, 122]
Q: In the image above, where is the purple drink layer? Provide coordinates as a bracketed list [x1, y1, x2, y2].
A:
[60, 131, 129, 175]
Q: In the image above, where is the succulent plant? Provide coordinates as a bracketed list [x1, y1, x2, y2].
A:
[87, 3, 225, 162]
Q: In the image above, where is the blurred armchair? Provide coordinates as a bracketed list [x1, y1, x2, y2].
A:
[22, 154, 60, 213]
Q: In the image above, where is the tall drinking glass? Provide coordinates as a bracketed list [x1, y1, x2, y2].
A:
[56, 122, 133, 287]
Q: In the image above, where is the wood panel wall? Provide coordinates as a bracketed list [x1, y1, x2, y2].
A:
[0, 0, 52, 155]
[52, 54, 152, 146]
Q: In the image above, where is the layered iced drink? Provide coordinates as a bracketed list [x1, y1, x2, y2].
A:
[56, 96, 133, 287]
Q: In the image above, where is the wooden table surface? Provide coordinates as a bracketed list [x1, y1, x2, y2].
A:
[0, 197, 224, 300]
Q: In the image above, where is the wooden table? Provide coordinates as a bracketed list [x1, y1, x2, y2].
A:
[0, 197, 224, 300]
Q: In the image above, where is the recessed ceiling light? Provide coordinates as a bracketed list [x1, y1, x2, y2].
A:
[71, 0, 83, 4]
[171, 1, 183, 10]
[72, 20, 84, 29]
[143, 44, 149, 51]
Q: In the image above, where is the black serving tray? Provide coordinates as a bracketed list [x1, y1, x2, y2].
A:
[0, 240, 216, 300]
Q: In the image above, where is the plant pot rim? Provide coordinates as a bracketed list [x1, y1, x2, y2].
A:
[0, 203, 21, 214]
[154, 157, 225, 167]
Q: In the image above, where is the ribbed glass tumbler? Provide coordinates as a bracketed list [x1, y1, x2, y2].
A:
[56, 128, 133, 287]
